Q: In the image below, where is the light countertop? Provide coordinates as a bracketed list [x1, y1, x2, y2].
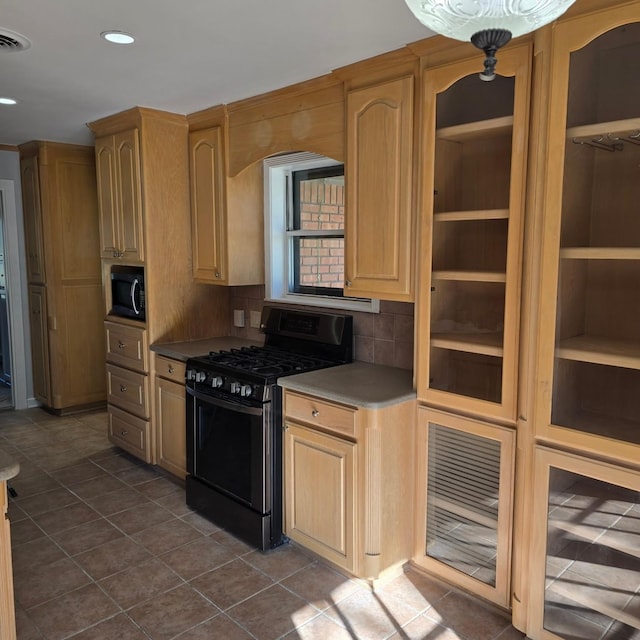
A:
[150, 336, 263, 362]
[0, 450, 19, 482]
[278, 362, 415, 409]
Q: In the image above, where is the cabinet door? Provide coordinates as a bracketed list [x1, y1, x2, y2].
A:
[416, 43, 531, 423]
[20, 155, 46, 284]
[284, 421, 356, 572]
[345, 76, 414, 301]
[95, 136, 120, 259]
[414, 407, 515, 608]
[189, 127, 227, 283]
[534, 4, 640, 465]
[28, 285, 51, 406]
[156, 376, 186, 479]
[115, 129, 144, 261]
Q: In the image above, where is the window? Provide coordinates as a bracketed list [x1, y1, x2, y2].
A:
[264, 152, 378, 312]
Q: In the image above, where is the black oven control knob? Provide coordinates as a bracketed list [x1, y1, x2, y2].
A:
[211, 376, 223, 388]
[195, 371, 206, 383]
[230, 382, 241, 394]
[240, 384, 252, 397]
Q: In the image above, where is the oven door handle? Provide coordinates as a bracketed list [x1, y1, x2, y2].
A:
[186, 386, 264, 416]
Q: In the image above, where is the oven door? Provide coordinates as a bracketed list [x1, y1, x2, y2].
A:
[186, 386, 271, 514]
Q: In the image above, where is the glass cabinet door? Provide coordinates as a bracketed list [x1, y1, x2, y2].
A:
[530, 447, 640, 640]
[414, 407, 515, 607]
[416, 42, 531, 423]
[535, 5, 640, 463]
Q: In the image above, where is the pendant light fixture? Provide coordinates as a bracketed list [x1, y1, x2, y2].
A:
[403, 0, 576, 80]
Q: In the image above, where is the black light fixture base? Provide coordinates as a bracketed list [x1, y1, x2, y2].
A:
[470, 28, 512, 81]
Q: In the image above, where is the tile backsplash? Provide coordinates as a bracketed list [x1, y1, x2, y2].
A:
[228, 285, 415, 370]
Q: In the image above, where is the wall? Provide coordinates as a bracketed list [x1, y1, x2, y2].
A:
[229, 285, 414, 370]
[0, 149, 34, 408]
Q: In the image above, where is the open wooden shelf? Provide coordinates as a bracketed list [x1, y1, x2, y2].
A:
[432, 270, 507, 283]
[566, 116, 640, 141]
[432, 332, 503, 357]
[560, 247, 640, 259]
[437, 116, 514, 142]
[556, 335, 640, 369]
[434, 209, 509, 222]
[552, 410, 640, 445]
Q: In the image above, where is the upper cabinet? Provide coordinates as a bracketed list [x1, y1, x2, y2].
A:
[345, 75, 416, 301]
[20, 155, 46, 284]
[533, 3, 640, 465]
[415, 42, 531, 423]
[95, 129, 144, 262]
[188, 107, 264, 286]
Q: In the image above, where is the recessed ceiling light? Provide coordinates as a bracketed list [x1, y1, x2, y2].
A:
[0, 97, 17, 105]
[101, 30, 135, 45]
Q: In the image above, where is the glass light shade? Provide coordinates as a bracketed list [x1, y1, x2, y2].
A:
[403, 0, 577, 42]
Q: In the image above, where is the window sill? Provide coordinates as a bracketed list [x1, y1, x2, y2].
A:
[265, 292, 380, 314]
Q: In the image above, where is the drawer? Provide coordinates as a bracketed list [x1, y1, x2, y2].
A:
[108, 405, 151, 463]
[155, 355, 186, 384]
[284, 391, 357, 439]
[106, 364, 150, 418]
[105, 321, 148, 371]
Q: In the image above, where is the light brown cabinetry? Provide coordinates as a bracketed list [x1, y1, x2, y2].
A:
[188, 107, 264, 286]
[345, 75, 415, 301]
[154, 355, 187, 479]
[415, 42, 531, 424]
[19, 142, 106, 412]
[283, 389, 414, 581]
[0, 483, 16, 640]
[95, 129, 144, 261]
[104, 320, 152, 462]
[89, 107, 229, 464]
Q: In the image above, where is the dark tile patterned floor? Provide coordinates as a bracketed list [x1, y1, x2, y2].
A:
[1, 408, 524, 640]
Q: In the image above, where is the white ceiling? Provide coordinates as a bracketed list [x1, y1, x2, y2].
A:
[0, 0, 433, 147]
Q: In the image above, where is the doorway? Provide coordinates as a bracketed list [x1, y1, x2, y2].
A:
[0, 179, 29, 410]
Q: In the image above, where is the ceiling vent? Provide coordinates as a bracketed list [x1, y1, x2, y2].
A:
[0, 29, 31, 52]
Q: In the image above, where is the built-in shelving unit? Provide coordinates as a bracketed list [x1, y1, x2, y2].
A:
[417, 46, 529, 423]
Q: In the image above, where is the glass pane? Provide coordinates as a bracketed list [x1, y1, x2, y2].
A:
[544, 469, 640, 639]
[426, 423, 501, 586]
[292, 166, 344, 232]
[293, 237, 344, 292]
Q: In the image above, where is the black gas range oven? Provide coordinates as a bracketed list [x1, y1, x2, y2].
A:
[185, 306, 353, 551]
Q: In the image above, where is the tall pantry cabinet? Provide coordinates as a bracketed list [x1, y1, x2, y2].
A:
[411, 40, 532, 608]
[525, 3, 640, 639]
[19, 142, 106, 412]
[88, 107, 229, 465]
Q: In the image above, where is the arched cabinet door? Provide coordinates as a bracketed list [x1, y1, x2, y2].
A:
[534, 3, 640, 464]
[415, 42, 531, 425]
[345, 75, 415, 302]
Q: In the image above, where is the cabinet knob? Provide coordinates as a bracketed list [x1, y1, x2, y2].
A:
[168, 365, 174, 374]
[215, 271, 221, 279]
[121, 429, 128, 436]
[118, 341, 126, 349]
[120, 385, 127, 392]
[311, 409, 319, 418]
[345, 280, 351, 287]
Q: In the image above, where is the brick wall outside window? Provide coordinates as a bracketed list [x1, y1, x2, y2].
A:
[297, 179, 344, 289]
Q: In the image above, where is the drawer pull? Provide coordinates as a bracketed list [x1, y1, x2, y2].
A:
[118, 341, 126, 349]
[311, 409, 319, 418]
[168, 365, 175, 374]
[120, 385, 127, 392]
[121, 430, 128, 436]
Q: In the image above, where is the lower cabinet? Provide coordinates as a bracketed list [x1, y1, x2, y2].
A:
[283, 389, 415, 581]
[104, 320, 152, 463]
[154, 355, 187, 479]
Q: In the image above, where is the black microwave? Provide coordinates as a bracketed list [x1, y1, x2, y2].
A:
[111, 266, 145, 321]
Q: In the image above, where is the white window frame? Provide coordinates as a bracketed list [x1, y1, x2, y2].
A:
[263, 152, 379, 313]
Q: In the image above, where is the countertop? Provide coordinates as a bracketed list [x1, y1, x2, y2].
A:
[150, 337, 263, 362]
[278, 362, 416, 409]
[0, 450, 19, 482]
